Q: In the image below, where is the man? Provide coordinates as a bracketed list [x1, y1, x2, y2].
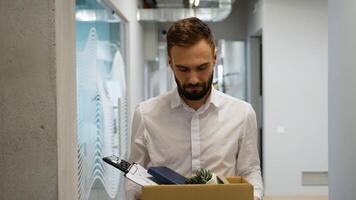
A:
[126, 17, 263, 200]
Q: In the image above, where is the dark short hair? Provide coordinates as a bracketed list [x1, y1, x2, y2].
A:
[166, 17, 215, 56]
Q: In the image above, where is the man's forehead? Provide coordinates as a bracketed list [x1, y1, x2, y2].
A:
[170, 39, 214, 54]
[171, 45, 214, 59]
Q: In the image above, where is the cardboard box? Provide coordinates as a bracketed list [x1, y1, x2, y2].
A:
[141, 176, 253, 200]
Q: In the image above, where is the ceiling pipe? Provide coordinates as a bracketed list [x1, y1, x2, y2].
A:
[137, 0, 232, 22]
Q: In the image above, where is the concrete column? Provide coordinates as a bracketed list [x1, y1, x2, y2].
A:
[0, 1, 58, 199]
[0, 0, 77, 199]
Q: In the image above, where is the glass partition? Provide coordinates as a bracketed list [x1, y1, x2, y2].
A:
[75, 0, 128, 199]
[215, 40, 246, 100]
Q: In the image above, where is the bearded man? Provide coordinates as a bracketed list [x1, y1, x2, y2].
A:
[126, 17, 263, 200]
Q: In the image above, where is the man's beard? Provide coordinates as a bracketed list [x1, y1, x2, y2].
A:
[175, 73, 213, 101]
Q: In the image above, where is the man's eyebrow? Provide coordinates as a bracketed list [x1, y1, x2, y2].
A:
[175, 62, 209, 68]
[175, 64, 188, 68]
[197, 62, 209, 68]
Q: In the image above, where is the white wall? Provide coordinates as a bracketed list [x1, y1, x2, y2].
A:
[249, 0, 328, 196]
[109, 0, 145, 118]
[56, 0, 78, 199]
[263, 0, 328, 195]
[329, 0, 356, 199]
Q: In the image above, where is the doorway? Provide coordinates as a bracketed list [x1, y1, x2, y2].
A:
[247, 35, 263, 173]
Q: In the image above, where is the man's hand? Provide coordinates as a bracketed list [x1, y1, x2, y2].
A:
[254, 197, 260, 200]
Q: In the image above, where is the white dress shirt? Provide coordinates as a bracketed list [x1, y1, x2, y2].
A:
[125, 87, 263, 199]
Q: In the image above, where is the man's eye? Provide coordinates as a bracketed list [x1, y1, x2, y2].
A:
[197, 66, 208, 71]
[178, 67, 188, 72]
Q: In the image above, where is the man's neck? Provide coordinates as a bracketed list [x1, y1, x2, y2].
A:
[182, 88, 212, 111]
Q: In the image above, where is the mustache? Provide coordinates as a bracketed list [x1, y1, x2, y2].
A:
[183, 83, 202, 88]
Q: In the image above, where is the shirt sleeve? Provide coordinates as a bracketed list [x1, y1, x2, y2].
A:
[235, 104, 264, 199]
[125, 105, 150, 200]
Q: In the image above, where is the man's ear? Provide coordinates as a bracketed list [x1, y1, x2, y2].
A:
[213, 51, 217, 67]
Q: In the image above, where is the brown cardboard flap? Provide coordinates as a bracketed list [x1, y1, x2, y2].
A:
[225, 176, 250, 184]
[225, 176, 243, 183]
[141, 176, 253, 200]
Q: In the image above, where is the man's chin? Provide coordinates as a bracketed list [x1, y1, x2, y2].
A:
[182, 92, 205, 101]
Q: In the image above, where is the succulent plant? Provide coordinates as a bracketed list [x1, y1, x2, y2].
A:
[186, 168, 213, 184]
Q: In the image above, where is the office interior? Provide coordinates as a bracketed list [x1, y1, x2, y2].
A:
[0, 0, 355, 200]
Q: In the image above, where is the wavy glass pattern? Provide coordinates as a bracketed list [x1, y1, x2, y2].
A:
[76, 1, 128, 199]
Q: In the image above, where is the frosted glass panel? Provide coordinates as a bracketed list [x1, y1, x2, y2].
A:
[216, 40, 246, 100]
[75, 0, 128, 199]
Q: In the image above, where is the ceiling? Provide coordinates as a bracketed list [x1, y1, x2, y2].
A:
[138, 0, 235, 22]
[143, 0, 235, 8]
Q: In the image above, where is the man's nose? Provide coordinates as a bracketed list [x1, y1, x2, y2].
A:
[188, 72, 199, 85]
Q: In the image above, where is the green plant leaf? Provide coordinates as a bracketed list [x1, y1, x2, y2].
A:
[186, 168, 213, 184]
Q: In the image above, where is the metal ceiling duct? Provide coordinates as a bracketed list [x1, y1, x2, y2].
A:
[137, 0, 233, 22]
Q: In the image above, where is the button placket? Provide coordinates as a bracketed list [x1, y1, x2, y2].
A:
[190, 113, 201, 173]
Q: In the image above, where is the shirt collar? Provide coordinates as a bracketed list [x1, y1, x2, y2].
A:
[170, 88, 182, 108]
[170, 86, 221, 109]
